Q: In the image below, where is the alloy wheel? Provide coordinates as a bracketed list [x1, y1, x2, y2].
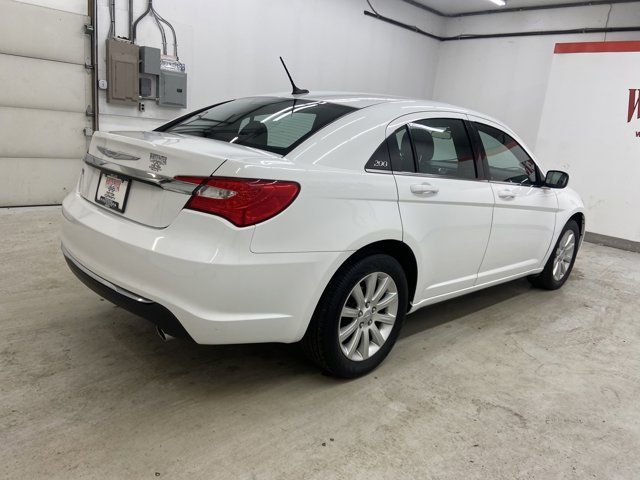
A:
[338, 272, 399, 361]
[552, 230, 576, 281]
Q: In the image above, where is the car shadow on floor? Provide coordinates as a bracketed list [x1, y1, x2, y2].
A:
[80, 277, 535, 394]
[400, 277, 533, 339]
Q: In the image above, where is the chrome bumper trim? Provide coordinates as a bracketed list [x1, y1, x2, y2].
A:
[61, 243, 153, 304]
[83, 153, 197, 194]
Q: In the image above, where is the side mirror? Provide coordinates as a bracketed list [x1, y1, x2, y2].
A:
[544, 170, 569, 189]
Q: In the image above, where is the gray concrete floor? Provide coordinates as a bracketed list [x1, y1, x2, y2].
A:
[1, 206, 640, 480]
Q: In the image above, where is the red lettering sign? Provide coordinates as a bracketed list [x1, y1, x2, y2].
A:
[629, 89, 640, 123]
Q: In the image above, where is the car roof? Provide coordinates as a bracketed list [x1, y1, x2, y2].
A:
[258, 91, 504, 126]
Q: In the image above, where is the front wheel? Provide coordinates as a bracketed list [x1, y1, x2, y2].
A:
[302, 254, 408, 378]
[528, 220, 580, 290]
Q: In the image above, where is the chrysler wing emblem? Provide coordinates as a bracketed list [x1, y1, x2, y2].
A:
[97, 146, 140, 161]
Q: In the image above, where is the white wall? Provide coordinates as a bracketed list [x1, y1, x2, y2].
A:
[12, 0, 444, 131]
[536, 49, 640, 242]
[433, 3, 640, 149]
[97, 0, 443, 131]
[431, 4, 640, 243]
[12, 0, 86, 14]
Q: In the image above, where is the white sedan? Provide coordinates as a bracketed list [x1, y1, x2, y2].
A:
[61, 93, 585, 378]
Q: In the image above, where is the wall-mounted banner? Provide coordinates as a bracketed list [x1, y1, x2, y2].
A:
[536, 41, 640, 242]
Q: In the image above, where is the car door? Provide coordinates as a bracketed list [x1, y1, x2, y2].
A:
[386, 113, 494, 304]
[468, 116, 558, 284]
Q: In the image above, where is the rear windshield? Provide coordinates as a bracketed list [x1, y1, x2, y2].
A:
[159, 97, 357, 155]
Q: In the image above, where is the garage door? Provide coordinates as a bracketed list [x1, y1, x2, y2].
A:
[0, 0, 91, 206]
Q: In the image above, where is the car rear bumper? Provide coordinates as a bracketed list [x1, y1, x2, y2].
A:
[61, 191, 348, 344]
[63, 244, 193, 340]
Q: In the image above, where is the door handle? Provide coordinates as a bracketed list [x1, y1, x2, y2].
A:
[410, 183, 439, 195]
[498, 188, 516, 200]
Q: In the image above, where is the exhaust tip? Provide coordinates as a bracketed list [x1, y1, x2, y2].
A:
[156, 325, 176, 342]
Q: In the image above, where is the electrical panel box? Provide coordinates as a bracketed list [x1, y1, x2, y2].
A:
[139, 77, 153, 98]
[139, 46, 161, 75]
[159, 70, 187, 108]
[106, 39, 139, 105]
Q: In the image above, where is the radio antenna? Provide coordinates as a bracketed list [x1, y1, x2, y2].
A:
[279, 57, 309, 95]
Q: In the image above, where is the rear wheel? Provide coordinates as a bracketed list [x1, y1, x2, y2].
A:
[528, 220, 580, 290]
[302, 254, 408, 378]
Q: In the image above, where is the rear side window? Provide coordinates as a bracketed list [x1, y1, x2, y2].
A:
[475, 123, 539, 185]
[408, 119, 476, 179]
[384, 119, 476, 180]
[163, 97, 356, 155]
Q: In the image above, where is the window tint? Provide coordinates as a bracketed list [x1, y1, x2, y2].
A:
[475, 123, 539, 185]
[387, 126, 414, 172]
[408, 119, 476, 179]
[240, 113, 316, 149]
[163, 97, 356, 155]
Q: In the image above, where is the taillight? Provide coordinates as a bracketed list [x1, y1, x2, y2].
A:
[175, 176, 300, 227]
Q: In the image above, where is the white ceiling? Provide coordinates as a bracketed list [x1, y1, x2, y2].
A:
[412, 0, 597, 15]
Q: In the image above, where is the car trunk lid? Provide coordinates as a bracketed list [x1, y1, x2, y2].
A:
[79, 130, 281, 228]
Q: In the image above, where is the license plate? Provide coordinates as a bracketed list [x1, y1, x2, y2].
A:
[95, 172, 131, 213]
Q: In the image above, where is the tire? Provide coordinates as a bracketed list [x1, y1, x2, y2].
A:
[528, 220, 580, 290]
[302, 254, 408, 378]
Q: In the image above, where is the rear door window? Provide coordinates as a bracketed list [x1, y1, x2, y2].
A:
[408, 119, 476, 180]
[387, 126, 415, 173]
[385, 119, 477, 179]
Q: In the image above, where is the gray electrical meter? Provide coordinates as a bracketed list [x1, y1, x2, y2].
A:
[158, 57, 187, 108]
[159, 69, 187, 108]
